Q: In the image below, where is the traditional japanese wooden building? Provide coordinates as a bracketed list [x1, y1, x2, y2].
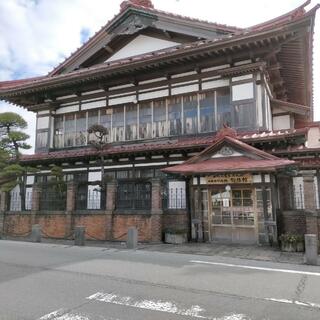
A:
[0, 0, 319, 245]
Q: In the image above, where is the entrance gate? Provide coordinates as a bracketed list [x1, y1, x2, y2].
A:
[202, 188, 258, 243]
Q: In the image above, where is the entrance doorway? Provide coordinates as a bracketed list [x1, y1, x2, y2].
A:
[205, 188, 257, 243]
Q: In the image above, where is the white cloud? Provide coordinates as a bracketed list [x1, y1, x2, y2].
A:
[0, 0, 319, 153]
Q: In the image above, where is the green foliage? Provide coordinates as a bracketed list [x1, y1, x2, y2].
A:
[48, 165, 66, 195]
[279, 233, 304, 244]
[0, 112, 33, 197]
[0, 112, 27, 131]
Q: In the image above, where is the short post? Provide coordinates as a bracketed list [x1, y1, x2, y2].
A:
[31, 224, 41, 243]
[74, 226, 85, 246]
[305, 234, 318, 265]
[126, 227, 138, 249]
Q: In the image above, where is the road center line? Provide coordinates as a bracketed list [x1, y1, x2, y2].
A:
[190, 260, 320, 277]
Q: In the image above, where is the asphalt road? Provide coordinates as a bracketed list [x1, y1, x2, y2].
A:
[0, 240, 320, 320]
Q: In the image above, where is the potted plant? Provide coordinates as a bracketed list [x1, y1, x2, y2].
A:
[279, 233, 305, 252]
[164, 228, 188, 244]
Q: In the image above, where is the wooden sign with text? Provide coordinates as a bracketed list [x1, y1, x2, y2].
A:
[206, 173, 253, 185]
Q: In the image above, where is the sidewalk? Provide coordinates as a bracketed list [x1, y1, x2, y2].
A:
[138, 242, 307, 265]
[4, 236, 307, 265]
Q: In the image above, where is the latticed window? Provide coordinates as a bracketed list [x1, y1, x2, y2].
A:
[117, 181, 151, 210]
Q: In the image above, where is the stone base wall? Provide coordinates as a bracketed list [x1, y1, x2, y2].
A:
[1, 211, 180, 243]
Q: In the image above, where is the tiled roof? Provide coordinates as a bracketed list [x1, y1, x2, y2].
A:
[20, 128, 307, 163]
[162, 156, 294, 174]
[0, 2, 318, 95]
[49, 1, 241, 77]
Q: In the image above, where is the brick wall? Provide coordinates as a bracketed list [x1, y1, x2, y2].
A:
[281, 211, 307, 235]
[163, 210, 188, 231]
[36, 214, 67, 239]
[4, 214, 32, 236]
[112, 214, 152, 242]
[74, 214, 112, 241]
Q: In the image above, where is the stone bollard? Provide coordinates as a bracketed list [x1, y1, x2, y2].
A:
[31, 224, 41, 243]
[305, 234, 318, 265]
[74, 226, 85, 246]
[126, 227, 138, 249]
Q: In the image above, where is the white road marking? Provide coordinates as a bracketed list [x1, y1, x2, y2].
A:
[190, 260, 320, 277]
[39, 309, 64, 320]
[87, 291, 250, 320]
[265, 298, 320, 309]
[38, 310, 91, 320]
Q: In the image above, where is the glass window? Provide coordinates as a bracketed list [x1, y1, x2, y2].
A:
[64, 113, 75, 147]
[139, 102, 152, 139]
[216, 87, 231, 130]
[125, 104, 138, 141]
[36, 131, 48, 149]
[168, 96, 182, 136]
[75, 112, 87, 146]
[100, 109, 112, 142]
[54, 115, 64, 148]
[233, 103, 256, 131]
[153, 99, 167, 138]
[88, 110, 99, 142]
[168, 181, 186, 209]
[199, 91, 215, 132]
[183, 94, 198, 134]
[112, 106, 124, 142]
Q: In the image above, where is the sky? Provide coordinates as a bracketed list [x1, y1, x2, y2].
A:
[0, 0, 319, 153]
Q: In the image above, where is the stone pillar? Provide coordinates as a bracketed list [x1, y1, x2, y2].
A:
[305, 234, 319, 265]
[126, 227, 138, 249]
[305, 211, 319, 239]
[303, 174, 317, 210]
[74, 226, 85, 246]
[151, 178, 163, 242]
[31, 224, 41, 243]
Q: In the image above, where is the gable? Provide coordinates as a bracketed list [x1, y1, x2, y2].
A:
[210, 145, 243, 158]
[106, 35, 179, 62]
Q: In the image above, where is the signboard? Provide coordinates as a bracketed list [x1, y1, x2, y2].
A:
[206, 173, 253, 185]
